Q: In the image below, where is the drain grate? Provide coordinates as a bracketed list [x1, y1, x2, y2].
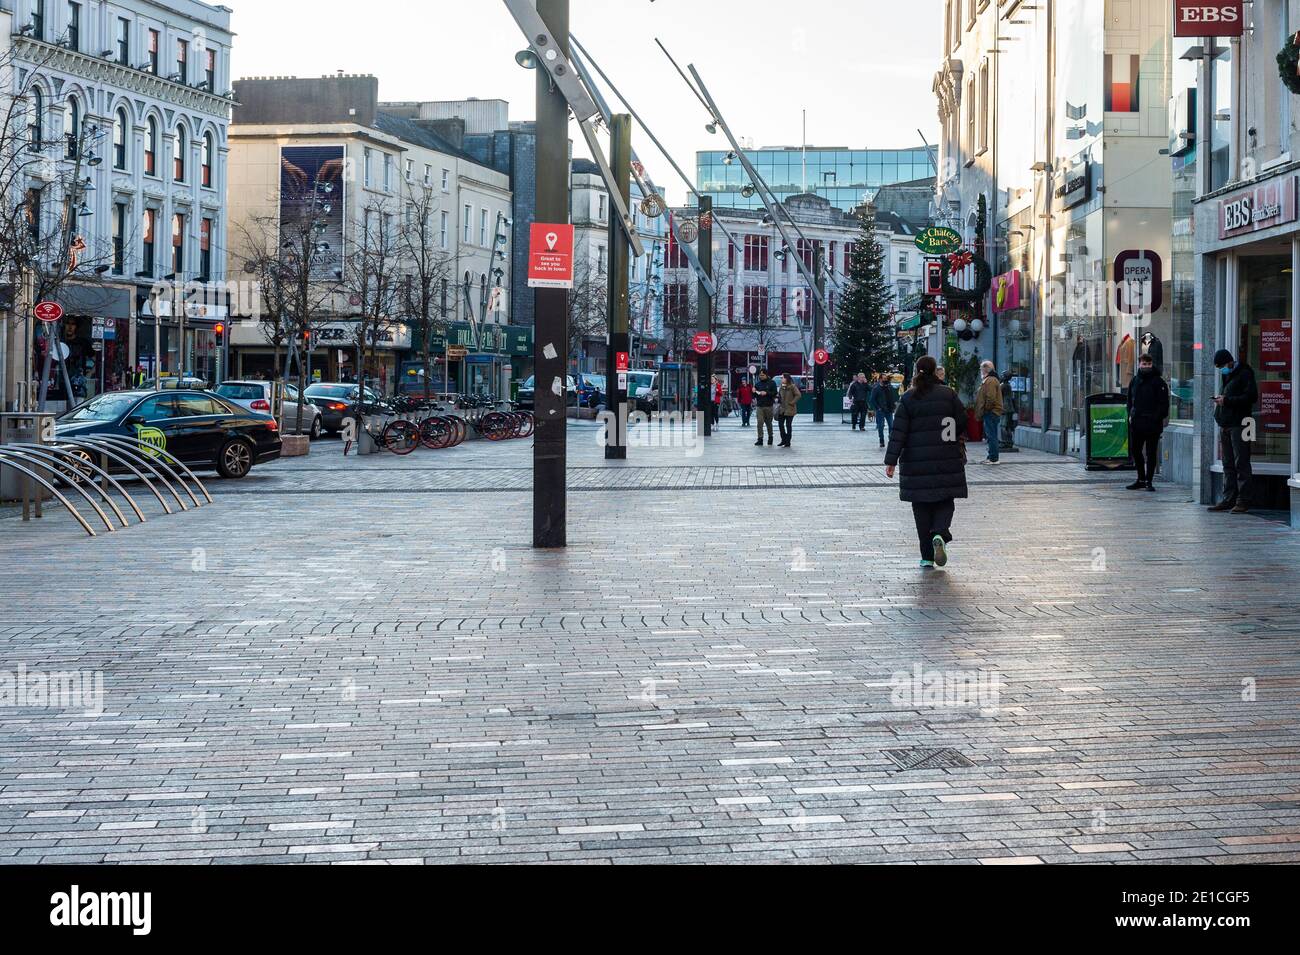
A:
[883, 747, 975, 771]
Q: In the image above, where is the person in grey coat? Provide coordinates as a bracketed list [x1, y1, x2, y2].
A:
[884, 355, 969, 568]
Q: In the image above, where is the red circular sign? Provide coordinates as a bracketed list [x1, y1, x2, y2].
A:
[813, 348, 830, 366]
[691, 333, 716, 355]
[34, 301, 63, 323]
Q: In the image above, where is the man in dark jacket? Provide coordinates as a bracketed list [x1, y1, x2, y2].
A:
[868, 374, 899, 449]
[846, 373, 871, 431]
[884, 356, 969, 568]
[753, 370, 778, 446]
[1209, 349, 1259, 514]
[1125, 353, 1170, 491]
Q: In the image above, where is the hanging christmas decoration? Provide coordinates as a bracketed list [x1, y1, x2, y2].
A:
[1278, 31, 1300, 95]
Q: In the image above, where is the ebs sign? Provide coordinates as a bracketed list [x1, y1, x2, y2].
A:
[1173, 1, 1244, 37]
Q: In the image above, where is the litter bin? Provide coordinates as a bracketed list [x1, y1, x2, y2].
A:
[1, 412, 56, 502]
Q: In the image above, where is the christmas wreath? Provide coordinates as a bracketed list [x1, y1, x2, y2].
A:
[940, 250, 992, 302]
[1279, 32, 1300, 95]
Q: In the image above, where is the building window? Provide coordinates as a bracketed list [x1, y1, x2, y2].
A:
[29, 87, 43, 149]
[176, 38, 188, 84]
[404, 158, 413, 182]
[977, 60, 989, 154]
[205, 48, 216, 91]
[363, 148, 373, 187]
[117, 17, 130, 64]
[112, 202, 127, 273]
[844, 242, 856, 273]
[665, 228, 688, 268]
[440, 211, 449, 249]
[463, 204, 471, 243]
[199, 218, 213, 282]
[423, 163, 432, 186]
[64, 96, 79, 158]
[797, 238, 815, 272]
[25, 188, 41, 243]
[383, 153, 393, 191]
[441, 168, 450, 191]
[148, 29, 160, 74]
[597, 194, 606, 221]
[33, 1, 45, 41]
[142, 208, 156, 276]
[144, 116, 158, 176]
[1105, 53, 1141, 113]
[174, 125, 186, 182]
[67, 2, 80, 51]
[897, 250, 909, 274]
[201, 132, 213, 187]
[479, 209, 488, 245]
[664, 282, 689, 321]
[597, 246, 606, 273]
[114, 108, 128, 169]
[172, 213, 185, 274]
[964, 75, 976, 162]
[742, 285, 769, 323]
[743, 234, 769, 272]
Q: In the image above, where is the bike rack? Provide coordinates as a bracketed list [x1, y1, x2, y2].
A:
[0, 450, 99, 537]
[0, 447, 117, 533]
[0, 434, 213, 537]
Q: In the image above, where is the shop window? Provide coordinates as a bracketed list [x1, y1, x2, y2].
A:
[1234, 254, 1293, 467]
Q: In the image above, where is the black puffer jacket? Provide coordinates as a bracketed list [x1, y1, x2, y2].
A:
[1215, 362, 1259, 429]
[884, 383, 969, 502]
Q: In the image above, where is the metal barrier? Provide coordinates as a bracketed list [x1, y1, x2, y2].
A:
[0, 434, 213, 537]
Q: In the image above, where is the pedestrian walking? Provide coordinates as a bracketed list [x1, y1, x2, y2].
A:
[777, 373, 801, 447]
[1208, 349, 1259, 514]
[973, 360, 1005, 465]
[753, 370, 778, 446]
[1125, 352, 1170, 491]
[737, 379, 754, 427]
[847, 372, 871, 431]
[884, 355, 969, 568]
[868, 373, 898, 449]
[711, 375, 723, 426]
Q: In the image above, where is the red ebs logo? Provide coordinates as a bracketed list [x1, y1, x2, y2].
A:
[1173, 1, 1243, 37]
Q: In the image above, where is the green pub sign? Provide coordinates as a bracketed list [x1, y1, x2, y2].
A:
[914, 226, 962, 256]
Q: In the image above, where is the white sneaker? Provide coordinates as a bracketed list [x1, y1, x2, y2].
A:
[987, 458, 1000, 466]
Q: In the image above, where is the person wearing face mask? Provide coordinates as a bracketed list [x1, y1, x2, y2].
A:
[1209, 349, 1259, 514]
[1125, 353, 1170, 491]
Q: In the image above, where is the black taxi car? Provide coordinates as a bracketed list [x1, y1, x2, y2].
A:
[55, 390, 282, 479]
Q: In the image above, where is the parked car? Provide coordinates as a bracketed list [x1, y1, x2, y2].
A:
[575, 373, 606, 409]
[302, 382, 382, 435]
[214, 381, 322, 439]
[55, 390, 281, 479]
[516, 375, 577, 411]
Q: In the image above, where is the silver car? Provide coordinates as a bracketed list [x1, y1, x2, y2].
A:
[214, 380, 322, 439]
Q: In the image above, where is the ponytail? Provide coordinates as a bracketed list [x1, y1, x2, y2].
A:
[912, 355, 939, 397]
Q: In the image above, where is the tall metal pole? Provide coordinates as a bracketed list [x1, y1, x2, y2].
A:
[605, 114, 631, 460]
[813, 245, 825, 423]
[533, 0, 570, 548]
[696, 196, 713, 437]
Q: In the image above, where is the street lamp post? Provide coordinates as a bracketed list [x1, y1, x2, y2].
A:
[813, 245, 825, 422]
[533, 0, 570, 547]
[605, 114, 631, 460]
[696, 196, 713, 437]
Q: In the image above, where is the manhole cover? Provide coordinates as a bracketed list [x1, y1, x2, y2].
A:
[883, 747, 974, 771]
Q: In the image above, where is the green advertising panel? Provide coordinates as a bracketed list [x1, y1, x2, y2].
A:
[1088, 401, 1130, 462]
[914, 226, 962, 256]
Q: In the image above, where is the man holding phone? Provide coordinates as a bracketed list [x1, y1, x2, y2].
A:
[1208, 349, 1259, 514]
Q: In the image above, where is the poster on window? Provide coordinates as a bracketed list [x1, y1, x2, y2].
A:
[1259, 319, 1292, 371]
[1259, 380, 1292, 432]
[280, 145, 346, 280]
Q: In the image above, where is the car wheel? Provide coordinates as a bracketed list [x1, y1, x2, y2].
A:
[309, 415, 322, 440]
[216, 438, 254, 479]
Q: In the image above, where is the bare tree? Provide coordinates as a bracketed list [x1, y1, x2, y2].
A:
[567, 259, 607, 368]
[341, 197, 404, 407]
[395, 184, 453, 400]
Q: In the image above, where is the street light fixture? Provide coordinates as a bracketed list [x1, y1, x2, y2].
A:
[515, 49, 539, 70]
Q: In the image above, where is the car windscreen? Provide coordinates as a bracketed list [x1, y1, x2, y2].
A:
[521, 377, 535, 389]
[215, 384, 264, 400]
[60, 393, 141, 422]
[305, 384, 352, 398]
[586, 376, 606, 389]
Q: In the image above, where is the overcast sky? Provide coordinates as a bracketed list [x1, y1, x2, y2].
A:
[231, 0, 942, 203]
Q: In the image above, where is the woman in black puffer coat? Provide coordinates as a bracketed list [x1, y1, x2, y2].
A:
[884, 355, 969, 568]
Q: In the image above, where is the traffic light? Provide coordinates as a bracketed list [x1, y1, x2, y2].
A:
[213, 322, 225, 346]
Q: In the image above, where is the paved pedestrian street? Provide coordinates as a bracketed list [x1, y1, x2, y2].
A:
[2, 417, 1299, 864]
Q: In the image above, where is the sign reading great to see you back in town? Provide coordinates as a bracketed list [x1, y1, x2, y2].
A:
[914, 226, 962, 256]
[1173, 1, 1244, 37]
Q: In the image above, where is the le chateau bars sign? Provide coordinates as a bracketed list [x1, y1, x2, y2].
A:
[1173, 1, 1244, 38]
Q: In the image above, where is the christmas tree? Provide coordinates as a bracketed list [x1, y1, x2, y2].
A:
[830, 207, 896, 388]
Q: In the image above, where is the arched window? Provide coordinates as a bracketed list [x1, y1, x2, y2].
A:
[114, 108, 128, 169]
[145, 116, 158, 176]
[174, 125, 186, 182]
[29, 88, 43, 149]
[64, 97, 80, 158]
[201, 132, 214, 187]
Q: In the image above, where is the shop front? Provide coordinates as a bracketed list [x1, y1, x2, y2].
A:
[33, 283, 135, 408]
[138, 289, 230, 387]
[1195, 173, 1300, 518]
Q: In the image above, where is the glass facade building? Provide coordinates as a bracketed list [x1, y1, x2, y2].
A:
[697, 146, 936, 211]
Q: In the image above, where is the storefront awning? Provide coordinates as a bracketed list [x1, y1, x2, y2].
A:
[58, 282, 134, 319]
